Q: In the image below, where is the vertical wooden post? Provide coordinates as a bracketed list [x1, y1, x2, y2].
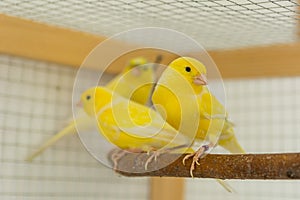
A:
[298, 0, 300, 40]
[150, 177, 185, 200]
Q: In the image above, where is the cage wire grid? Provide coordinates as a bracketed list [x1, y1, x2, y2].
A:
[0, 0, 299, 50]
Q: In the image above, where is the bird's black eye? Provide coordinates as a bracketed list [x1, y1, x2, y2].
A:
[185, 66, 191, 72]
[86, 95, 91, 100]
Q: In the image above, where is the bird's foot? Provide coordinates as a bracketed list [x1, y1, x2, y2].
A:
[111, 148, 144, 170]
[111, 149, 128, 170]
[144, 150, 163, 170]
[182, 144, 211, 177]
[144, 144, 189, 170]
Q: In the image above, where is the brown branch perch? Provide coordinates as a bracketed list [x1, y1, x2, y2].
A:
[113, 153, 300, 180]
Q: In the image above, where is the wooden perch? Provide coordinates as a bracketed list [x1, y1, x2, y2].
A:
[114, 153, 300, 180]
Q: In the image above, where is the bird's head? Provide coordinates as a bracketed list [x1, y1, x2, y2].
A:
[80, 87, 111, 116]
[168, 57, 207, 93]
[124, 57, 149, 76]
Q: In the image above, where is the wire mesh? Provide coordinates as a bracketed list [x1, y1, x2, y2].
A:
[0, 55, 149, 200]
[0, 1, 300, 199]
[0, 0, 299, 50]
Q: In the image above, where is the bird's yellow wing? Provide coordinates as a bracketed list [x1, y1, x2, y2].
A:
[95, 94, 190, 152]
[197, 88, 245, 153]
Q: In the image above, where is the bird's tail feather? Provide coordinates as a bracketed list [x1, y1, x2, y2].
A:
[25, 121, 77, 162]
[216, 179, 235, 193]
[219, 126, 245, 154]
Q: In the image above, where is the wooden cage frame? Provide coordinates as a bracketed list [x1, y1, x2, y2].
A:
[1, 13, 300, 200]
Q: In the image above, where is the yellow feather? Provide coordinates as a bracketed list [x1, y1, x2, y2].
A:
[25, 122, 76, 162]
[25, 110, 92, 161]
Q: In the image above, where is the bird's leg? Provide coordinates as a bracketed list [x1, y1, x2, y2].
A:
[111, 148, 143, 170]
[182, 143, 214, 177]
[111, 149, 128, 170]
[145, 144, 189, 170]
[144, 150, 161, 170]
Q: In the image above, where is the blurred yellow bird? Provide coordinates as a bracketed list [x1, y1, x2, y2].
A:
[106, 57, 155, 105]
[25, 57, 155, 161]
[152, 57, 245, 176]
[80, 86, 190, 167]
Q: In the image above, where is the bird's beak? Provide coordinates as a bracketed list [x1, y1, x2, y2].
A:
[76, 101, 82, 107]
[131, 67, 142, 76]
[193, 74, 207, 85]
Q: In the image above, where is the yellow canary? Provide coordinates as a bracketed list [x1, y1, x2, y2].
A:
[80, 86, 188, 151]
[80, 86, 191, 169]
[25, 57, 155, 161]
[152, 57, 245, 181]
[106, 57, 155, 105]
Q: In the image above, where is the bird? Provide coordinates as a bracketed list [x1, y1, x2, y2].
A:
[25, 57, 156, 161]
[106, 57, 156, 106]
[80, 86, 191, 168]
[152, 57, 245, 187]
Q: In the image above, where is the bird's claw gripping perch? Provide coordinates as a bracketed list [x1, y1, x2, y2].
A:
[111, 148, 145, 171]
[111, 149, 128, 170]
[145, 151, 162, 170]
[182, 144, 210, 177]
[144, 145, 189, 170]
